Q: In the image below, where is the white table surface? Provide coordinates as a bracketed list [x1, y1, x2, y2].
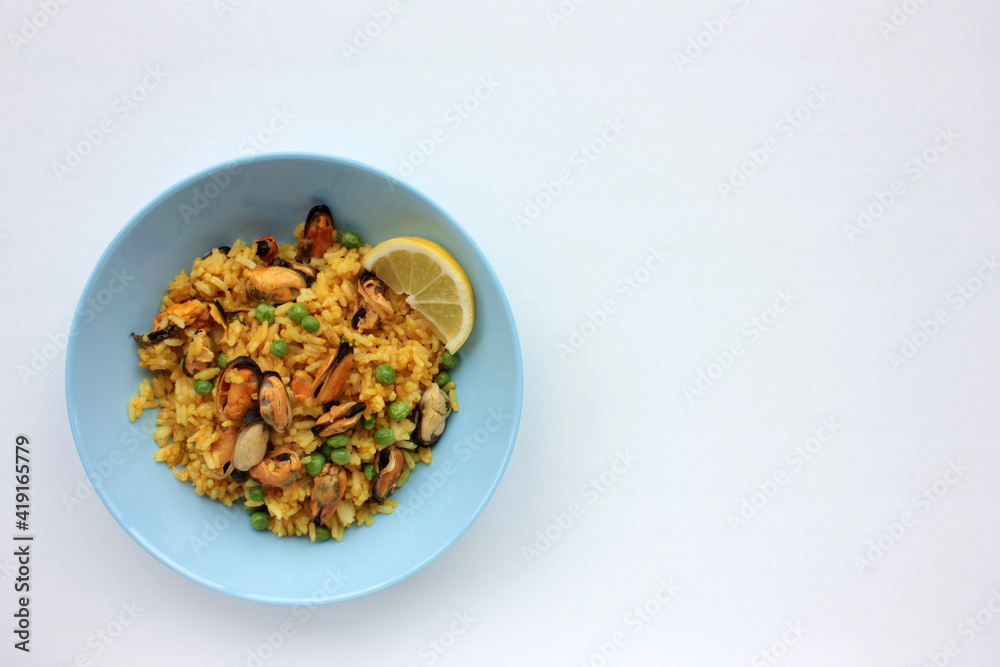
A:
[3, 1, 999, 665]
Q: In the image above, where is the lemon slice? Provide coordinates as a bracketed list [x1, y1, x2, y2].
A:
[362, 236, 475, 353]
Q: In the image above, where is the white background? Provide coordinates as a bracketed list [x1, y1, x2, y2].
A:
[2, 1, 1000, 666]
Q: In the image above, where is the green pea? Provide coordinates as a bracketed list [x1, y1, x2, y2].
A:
[193, 379, 214, 396]
[363, 416, 377, 430]
[255, 303, 276, 323]
[375, 364, 395, 385]
[325, 433, 349, 451]
[215, 352, 228, 368]
[364, 463, 376, 481]
[247, 486, 264, 503]
[245, 503, 258, 515]
[329, 447, 350, 466]
[374, 428, 394, 445]
[434, 371, 451, 386]
[271, 339, 289, 357]
[305, 453, 326, 477]
[249, 512, 269, 531]
[387, 401, 409, 421]
[441, 352, 458, 369]
[287, 303, 308, 323]
[314, 526, 331, 542]
[301, 315, 320, 333]
[341, 231, 362, 249]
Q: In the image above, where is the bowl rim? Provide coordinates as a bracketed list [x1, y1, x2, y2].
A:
[64, 151, 523, 604]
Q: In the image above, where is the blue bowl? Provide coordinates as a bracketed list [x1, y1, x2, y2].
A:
[65, 153, 522, 604]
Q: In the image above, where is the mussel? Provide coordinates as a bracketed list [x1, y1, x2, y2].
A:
[300, 204, 334, 259]
[351, 271, 393, 332]
[413, 383, 451, 446]
[249, 448, 301, 486]
[273, 257, 319, 284]
[131, 299, 226, 345]
[245, 266, 308, 304]
[215, 356, 261, 421]
[372, 445, 404, 502]
[290, 370, 314, 403]
[258, 371, 293, 432]
[312, 402, 365, 438]
[311, 465, 347, 525]
[310, 342, 353, 404]
[232, 411, 269, 471]
[253, 235, 279, 265]
[203, 425, 237, 479]
[182, 328, 216, 377]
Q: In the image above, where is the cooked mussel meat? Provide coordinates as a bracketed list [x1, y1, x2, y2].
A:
[310, 465, 347, 525]
[258, 371, 293, 432]
[254, 235, 279, 265]
[131, 299, 226, 345]
[372, 445, 404, 502]
[300, 204, 334, 259]
[249, 448, 301, 486]
[290, 370, 314, 403]
[351, 271, 393, 332]
[232, 410, 269, 471]
[204, 424, 237, 480]
[215, 356, 261, 421]
[311, 401, 365, 438]
[245, 266, 308, 304]
[413, 383, 451, 446]
[310, 342, 353, 404]
[273, 257, 319, 284]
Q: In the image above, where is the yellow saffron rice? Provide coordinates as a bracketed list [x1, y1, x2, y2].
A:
[129, 229, 445, 541]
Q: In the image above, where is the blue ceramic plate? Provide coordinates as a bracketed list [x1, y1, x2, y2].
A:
[65, 153, 522, 604]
